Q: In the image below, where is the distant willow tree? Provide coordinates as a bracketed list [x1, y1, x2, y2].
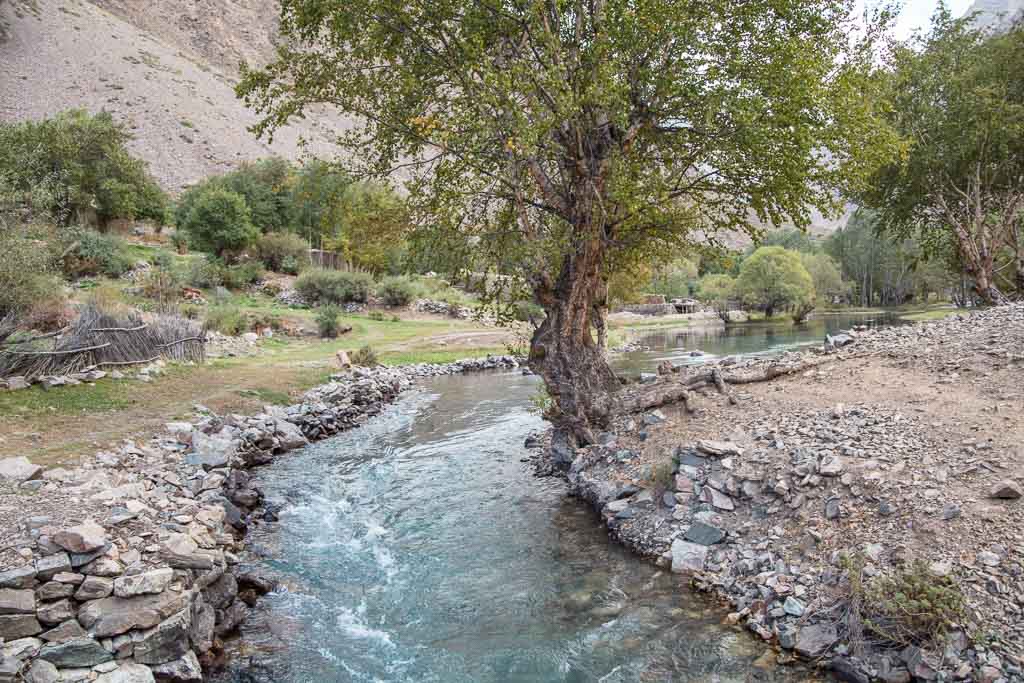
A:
[861, 10, 1024, 303]
[238, 0, 894, 444]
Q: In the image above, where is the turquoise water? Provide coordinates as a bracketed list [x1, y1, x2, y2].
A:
[214, 316, 891, 682]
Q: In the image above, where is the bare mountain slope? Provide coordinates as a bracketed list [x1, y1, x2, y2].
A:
[0, 0, 350, 192]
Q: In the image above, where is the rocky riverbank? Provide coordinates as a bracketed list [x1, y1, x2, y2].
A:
[544, 305, 1024, 683]
[0, 356, 519, 682]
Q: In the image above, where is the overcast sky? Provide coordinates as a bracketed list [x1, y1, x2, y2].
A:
[863, 0, 976, 39]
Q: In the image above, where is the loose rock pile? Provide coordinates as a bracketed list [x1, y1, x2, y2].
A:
[0, 357, 522, 682]
[547, 304, 1024, 683]
[413, 299, 476, 320]
[398, 355, 520, 377]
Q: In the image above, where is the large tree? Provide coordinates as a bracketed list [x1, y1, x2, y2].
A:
[861, 11, 1024, 303]
[239, 0, 893, 444]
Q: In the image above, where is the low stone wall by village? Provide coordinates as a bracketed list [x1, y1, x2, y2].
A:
[0, 357, 519, 682]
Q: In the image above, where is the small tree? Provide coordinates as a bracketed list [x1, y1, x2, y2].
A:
[734, 247, 815, 319]
[179, 187, 258, 261]
[696, 273, 737, 322]
[800, 252, 847, 305]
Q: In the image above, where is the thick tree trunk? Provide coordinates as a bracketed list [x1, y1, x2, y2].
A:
[529, 238, 620, 446]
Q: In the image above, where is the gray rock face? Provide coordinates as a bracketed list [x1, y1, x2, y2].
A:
[185, 432, 235, 470]
[0, 566, 37, 589]
[36, 599, 74, 625]
[132, 610, 191, 665]
[274, 418, 308, 450]
[24, 659, 59, 683]
[39, 619, 86, 643]
[794, 623, 838, 658]
[0, 589, 35, 615]
[149, 650, 202, 682]
[188, 601, 215, 654]
[989, 479, 1022, 500]
[34, 554, 71, 581]
[53, 521, 107, 554]
[95, 663, 156, 683]
[113, 569, 173, 598]
[683, 522, 726, 546]
[670, 539, 709, 573]
[0, 614, 42, 640]
[37, 637, 112, 668]
[0, 657, 22, 683]
[0, 456, 43, 483]
[75, 576, 114, 601]
[77, 591, 189, 638]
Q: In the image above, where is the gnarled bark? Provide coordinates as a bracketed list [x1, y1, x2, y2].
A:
[529, 238, 620, 446]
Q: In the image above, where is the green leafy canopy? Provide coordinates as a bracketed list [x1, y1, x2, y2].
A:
[238, 0, 897, 297]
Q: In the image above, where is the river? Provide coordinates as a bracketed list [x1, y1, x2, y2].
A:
[214, 313, 894, 682]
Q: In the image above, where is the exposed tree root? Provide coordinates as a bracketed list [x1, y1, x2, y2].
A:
[614, 354, 845, 416]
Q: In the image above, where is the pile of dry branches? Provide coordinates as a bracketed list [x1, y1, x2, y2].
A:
[0, 304, 204, 379]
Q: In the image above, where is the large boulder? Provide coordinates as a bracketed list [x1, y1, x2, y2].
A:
[794, 623, 838, 658]
[0, 589, 34, 615]
[53, 521, 107, 554]
[37, 637, 112, 668]
[132, 610, 191, 665]
[0, 457, 42, 484]
[185, 432, 235, 470]
[77, 591, 189, 638]
[114, 569, 174, 598]
[989, 479, 1022, 500]
[670, 539, 709, 573]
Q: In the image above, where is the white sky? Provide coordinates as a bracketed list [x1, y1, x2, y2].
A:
[861, 0, 976, 39]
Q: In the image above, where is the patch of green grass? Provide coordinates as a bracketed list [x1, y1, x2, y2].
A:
[0, 380, 135, 415]
[235, 387, 292, 405]
[379, 347, 507, 366]
[898, 308, 958, 322]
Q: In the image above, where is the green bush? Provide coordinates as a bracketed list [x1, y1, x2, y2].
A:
[150, 250, 174, 269]
[256, 232, 308, 274]
[220, 261, 265, 291]
[376, 275, 420, 306]
[59, 227, 134, 279]
[204, 305, 247, 335]
[513, 300, 544, 322]
[183, 257, 224, 289]
[295, 269, 374, 304]
[176, 187, 258, 261]
[315, 304, 344, 338]
[0, 110, 168, 226]
[0, 226, 63, 322]
[350, 345, 378, 366]
[170, 231, 189, 254]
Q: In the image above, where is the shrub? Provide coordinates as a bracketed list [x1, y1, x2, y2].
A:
[864, 559, 966, 647]
[177, 187, 258, 261]
[150, 250, 174, 269]
[220, 261, 265, 291]
[350, 345, 378, 366]
[256, 232, 308, 273]
[59, 227, 134, 279]
[183, 258, 224, 289]
[376, 275, 420, 306]
[0, 226, 62, 321]
[140, 268, 182, 312]
[513, 300, 544, 323]
[315, 305, 343, 338]
[204, 305, 247, 335]
[294, 269, 374, 304]
[170, 231, 189, 254]
[368, 310, 386, 321]
[0, 110, 168, 226]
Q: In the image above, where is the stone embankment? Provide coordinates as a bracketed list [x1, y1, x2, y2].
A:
[546, 305, 1024, 683]
[0, 357, 519, 682]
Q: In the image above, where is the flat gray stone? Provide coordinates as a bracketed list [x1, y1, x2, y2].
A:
[77, 591, 189, 638]
[0, 614, 42, 640]
[0, 457, 42, 483]
[36, 598, 73, 625]
[795, 623, 838, 658]
[37, 637, 112, 668]
[185, 432, 234, 470]
[113, 569, 173, 598]
[53, 522, 107, 554]
[133, 610, 191, 665]
[95, 663, 156, 683]
[39, 619, 86, 643]
[683, 522, 726, 546]
[75, 576, 113, 601]
[25, 659, 59, 683]
[0, 565, 37, 589]
[670, 539, 708, 573]
[699, 486, 735, 511]
[783, 596, 805, 617]
[34, 554, 71, 581]
[0, 589, 34, 615]
[149, 650, 201, 681]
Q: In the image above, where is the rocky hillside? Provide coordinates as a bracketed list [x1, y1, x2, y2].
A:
[967, 0, 1024, 31]
[0, 0, 351, 193]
